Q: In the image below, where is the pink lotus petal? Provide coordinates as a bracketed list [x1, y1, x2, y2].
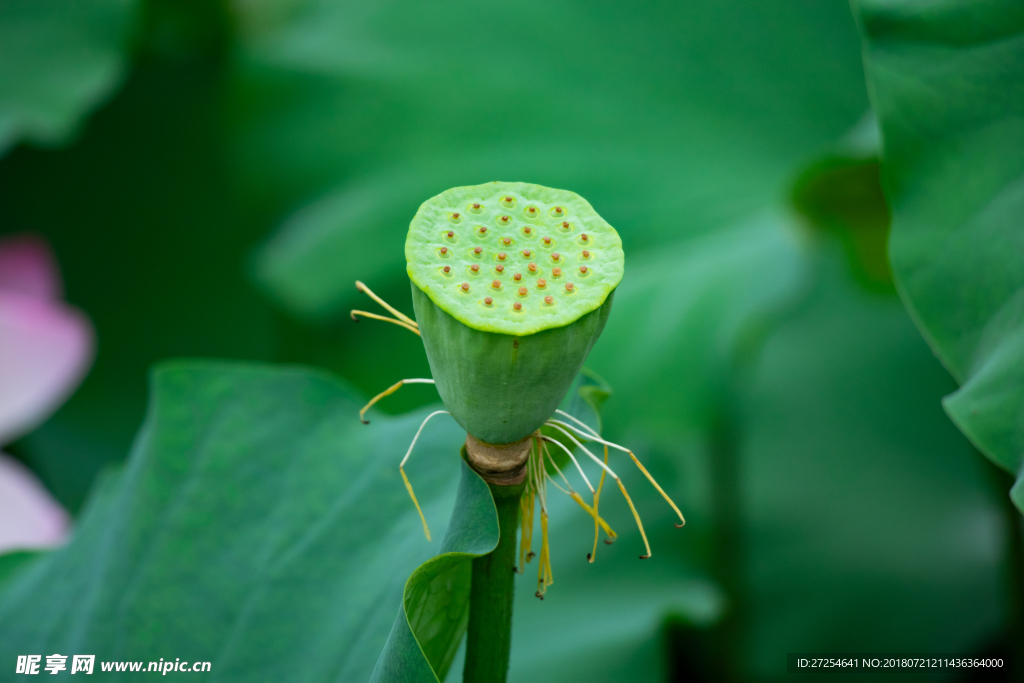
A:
[0, 291, 94, 444]
[0, 452, 69, 552]
[0, 234, 63, 301]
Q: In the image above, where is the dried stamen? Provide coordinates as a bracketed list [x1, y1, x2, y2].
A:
[398, 410, 452, 541]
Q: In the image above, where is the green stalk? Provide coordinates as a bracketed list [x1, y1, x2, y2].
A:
[463, 480, 524, 683]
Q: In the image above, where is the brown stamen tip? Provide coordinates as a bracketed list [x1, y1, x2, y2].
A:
[582, 250, 590, 258]
[461, 282, 470, 291]
[535, 592, 544, 600]
[350, 312, 359, 321]
[552, 267, 562, 277]
[443, 266, 451, 273]
[452, 213, 460, 219]
[544, 295, 553, 304]
[518, 286, 527, 295]
[496, 264, 505, 273]
[527, 552, 536, 559]
[538, 278, 547, 288]
[528, 207, 536, 213]
[447, 230, 454, 237]
[675, 522, 685, 528]
[440, 247, 448, 254]
[604, 539, 614, 545]
[528, 262, 538, 272]
[479, 227, 487, 234]
[498, 252, 507, 260]
[579, 265, 588, 273]
[513, 301, 522, 310]
[505, 196, 512, 202]
[474, 246, 483, 254]
[361, 418, 370, 425]
[491, 279, 501, 288]
[514, 273, 522, 281]
[565, 282, 574, 291]
[586, 552, 592, 561]
[484, 296, 493, 305]
[473, 203, 481, 209]
[470, 264, 480, 272]
[639, 554, 650, 560]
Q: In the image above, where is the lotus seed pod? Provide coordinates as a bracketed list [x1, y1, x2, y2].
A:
[406, 181, 624, 444]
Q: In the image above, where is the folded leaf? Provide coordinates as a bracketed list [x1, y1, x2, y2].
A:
[853, 0, 1024, 510]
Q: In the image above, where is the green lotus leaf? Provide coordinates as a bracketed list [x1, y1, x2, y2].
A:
[0, 0, 139, 155]
[853, 0, 1024, 510]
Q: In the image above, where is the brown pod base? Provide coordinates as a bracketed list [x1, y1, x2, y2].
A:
[464, 433, 532, 486]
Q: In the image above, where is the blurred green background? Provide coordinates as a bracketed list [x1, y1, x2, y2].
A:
[1, 0, 1020, 680]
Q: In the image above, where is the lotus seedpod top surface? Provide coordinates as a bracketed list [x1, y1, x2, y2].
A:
[406, 181, 624, 336]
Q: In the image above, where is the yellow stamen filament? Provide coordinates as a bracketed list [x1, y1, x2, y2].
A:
[550, 414, 685, 528]
[349, 310, 421, 336]
[355, 281, 418, 327]
[590, 445, 611, 562]
[540, 441, 616, 544]
[540, 436, 594, 493]
[398, 409, 450, 542]
[358, 378, 435, 424]
[544, 421, 653, 559]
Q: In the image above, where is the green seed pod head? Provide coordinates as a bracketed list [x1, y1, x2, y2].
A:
[407, 181, 623, 444]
